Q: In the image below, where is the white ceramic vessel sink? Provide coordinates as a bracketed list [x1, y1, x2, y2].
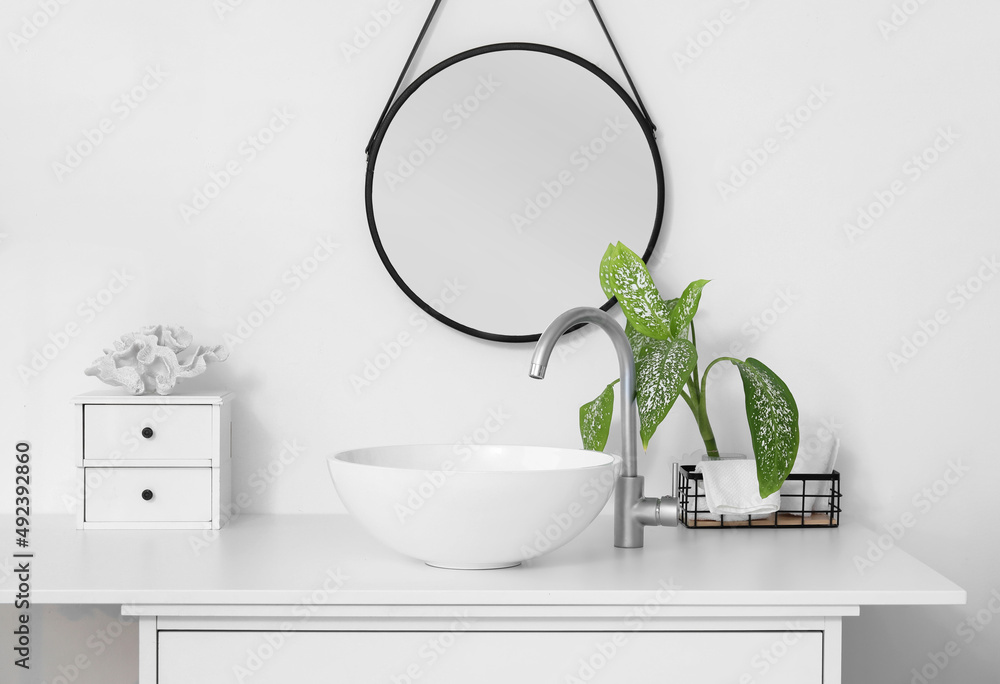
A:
[328, 445, 621, 569]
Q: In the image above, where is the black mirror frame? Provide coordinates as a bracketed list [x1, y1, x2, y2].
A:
[365, 42, 665, 344]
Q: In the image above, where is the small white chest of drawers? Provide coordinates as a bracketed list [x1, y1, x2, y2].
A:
[73, 391, 233, 530]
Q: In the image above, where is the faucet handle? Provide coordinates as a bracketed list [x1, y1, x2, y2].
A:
[633, 494, 680, 528]
[657, 494, 680, 527]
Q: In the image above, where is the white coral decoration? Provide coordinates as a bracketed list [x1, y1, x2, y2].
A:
[85, 325, 229, 395]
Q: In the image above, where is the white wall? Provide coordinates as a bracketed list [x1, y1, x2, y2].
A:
[1, 0, 998, 682]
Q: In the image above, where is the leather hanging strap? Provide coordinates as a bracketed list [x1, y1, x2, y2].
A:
[365, 0, 656, 158]
[586, 0, 656, 132]
[365, 0, 443, 156]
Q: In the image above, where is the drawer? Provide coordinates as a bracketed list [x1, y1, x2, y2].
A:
[158, 630, 823, 683]
[83, 404, 213, 461]
[85, 467, 212, 523]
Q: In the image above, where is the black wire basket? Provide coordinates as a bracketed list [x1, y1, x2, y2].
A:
[677, 464, 841, 528]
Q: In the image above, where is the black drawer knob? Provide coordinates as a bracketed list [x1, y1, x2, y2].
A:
[141, 489, 154, 501]
[141, 427, 154, 439]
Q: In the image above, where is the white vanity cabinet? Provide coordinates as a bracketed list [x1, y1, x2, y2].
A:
[154, 626, 825, 683]
[1, 515, 963, 684]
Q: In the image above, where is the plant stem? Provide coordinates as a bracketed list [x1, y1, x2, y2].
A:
[680, 322, 717, 455]
[697, 395, 719, 458]
[693, 356, 742, 459]
[686, 375, 700, 403]
[678, 388, 695, 413]
[680, 378, 719, 458]
[689, 322, 701, 403]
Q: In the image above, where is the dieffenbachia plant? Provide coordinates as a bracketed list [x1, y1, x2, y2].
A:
[580, 242, 799, 498]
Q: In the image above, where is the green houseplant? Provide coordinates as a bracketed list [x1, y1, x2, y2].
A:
[580, 242, 799, 498]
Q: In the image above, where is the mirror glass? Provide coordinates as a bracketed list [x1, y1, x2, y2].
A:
[366, 44, 664, 342]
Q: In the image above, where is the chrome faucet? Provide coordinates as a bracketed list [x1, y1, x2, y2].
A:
[529, 307, 679, 548]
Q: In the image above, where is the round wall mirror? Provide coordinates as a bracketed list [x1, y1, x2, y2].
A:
[366, 43, 665, 343]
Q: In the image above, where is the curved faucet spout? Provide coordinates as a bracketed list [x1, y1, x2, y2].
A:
[530, 307, 679, 548]
[529, 307, 637, 477]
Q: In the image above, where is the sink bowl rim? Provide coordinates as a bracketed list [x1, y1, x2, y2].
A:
[330, 444, 621, 474]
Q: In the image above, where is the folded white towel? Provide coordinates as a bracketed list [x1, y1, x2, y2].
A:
[780, 437, 840, 516]
[694, 459, 780, 520]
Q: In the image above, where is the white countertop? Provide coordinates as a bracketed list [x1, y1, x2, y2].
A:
[0, 514, 964, 609]
[72, 390, 233, 404]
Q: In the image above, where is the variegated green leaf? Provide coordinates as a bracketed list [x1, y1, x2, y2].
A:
[625, 321, 651, 360]
[636, 337, 698, 449]
[579, 379, 619, 451]
[625, 304, 675, 360]
[668, 279, 710, 339]
[604, 242, 673, 340]
[735, 358, 799, 498]
[599, 243, 619, 300]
